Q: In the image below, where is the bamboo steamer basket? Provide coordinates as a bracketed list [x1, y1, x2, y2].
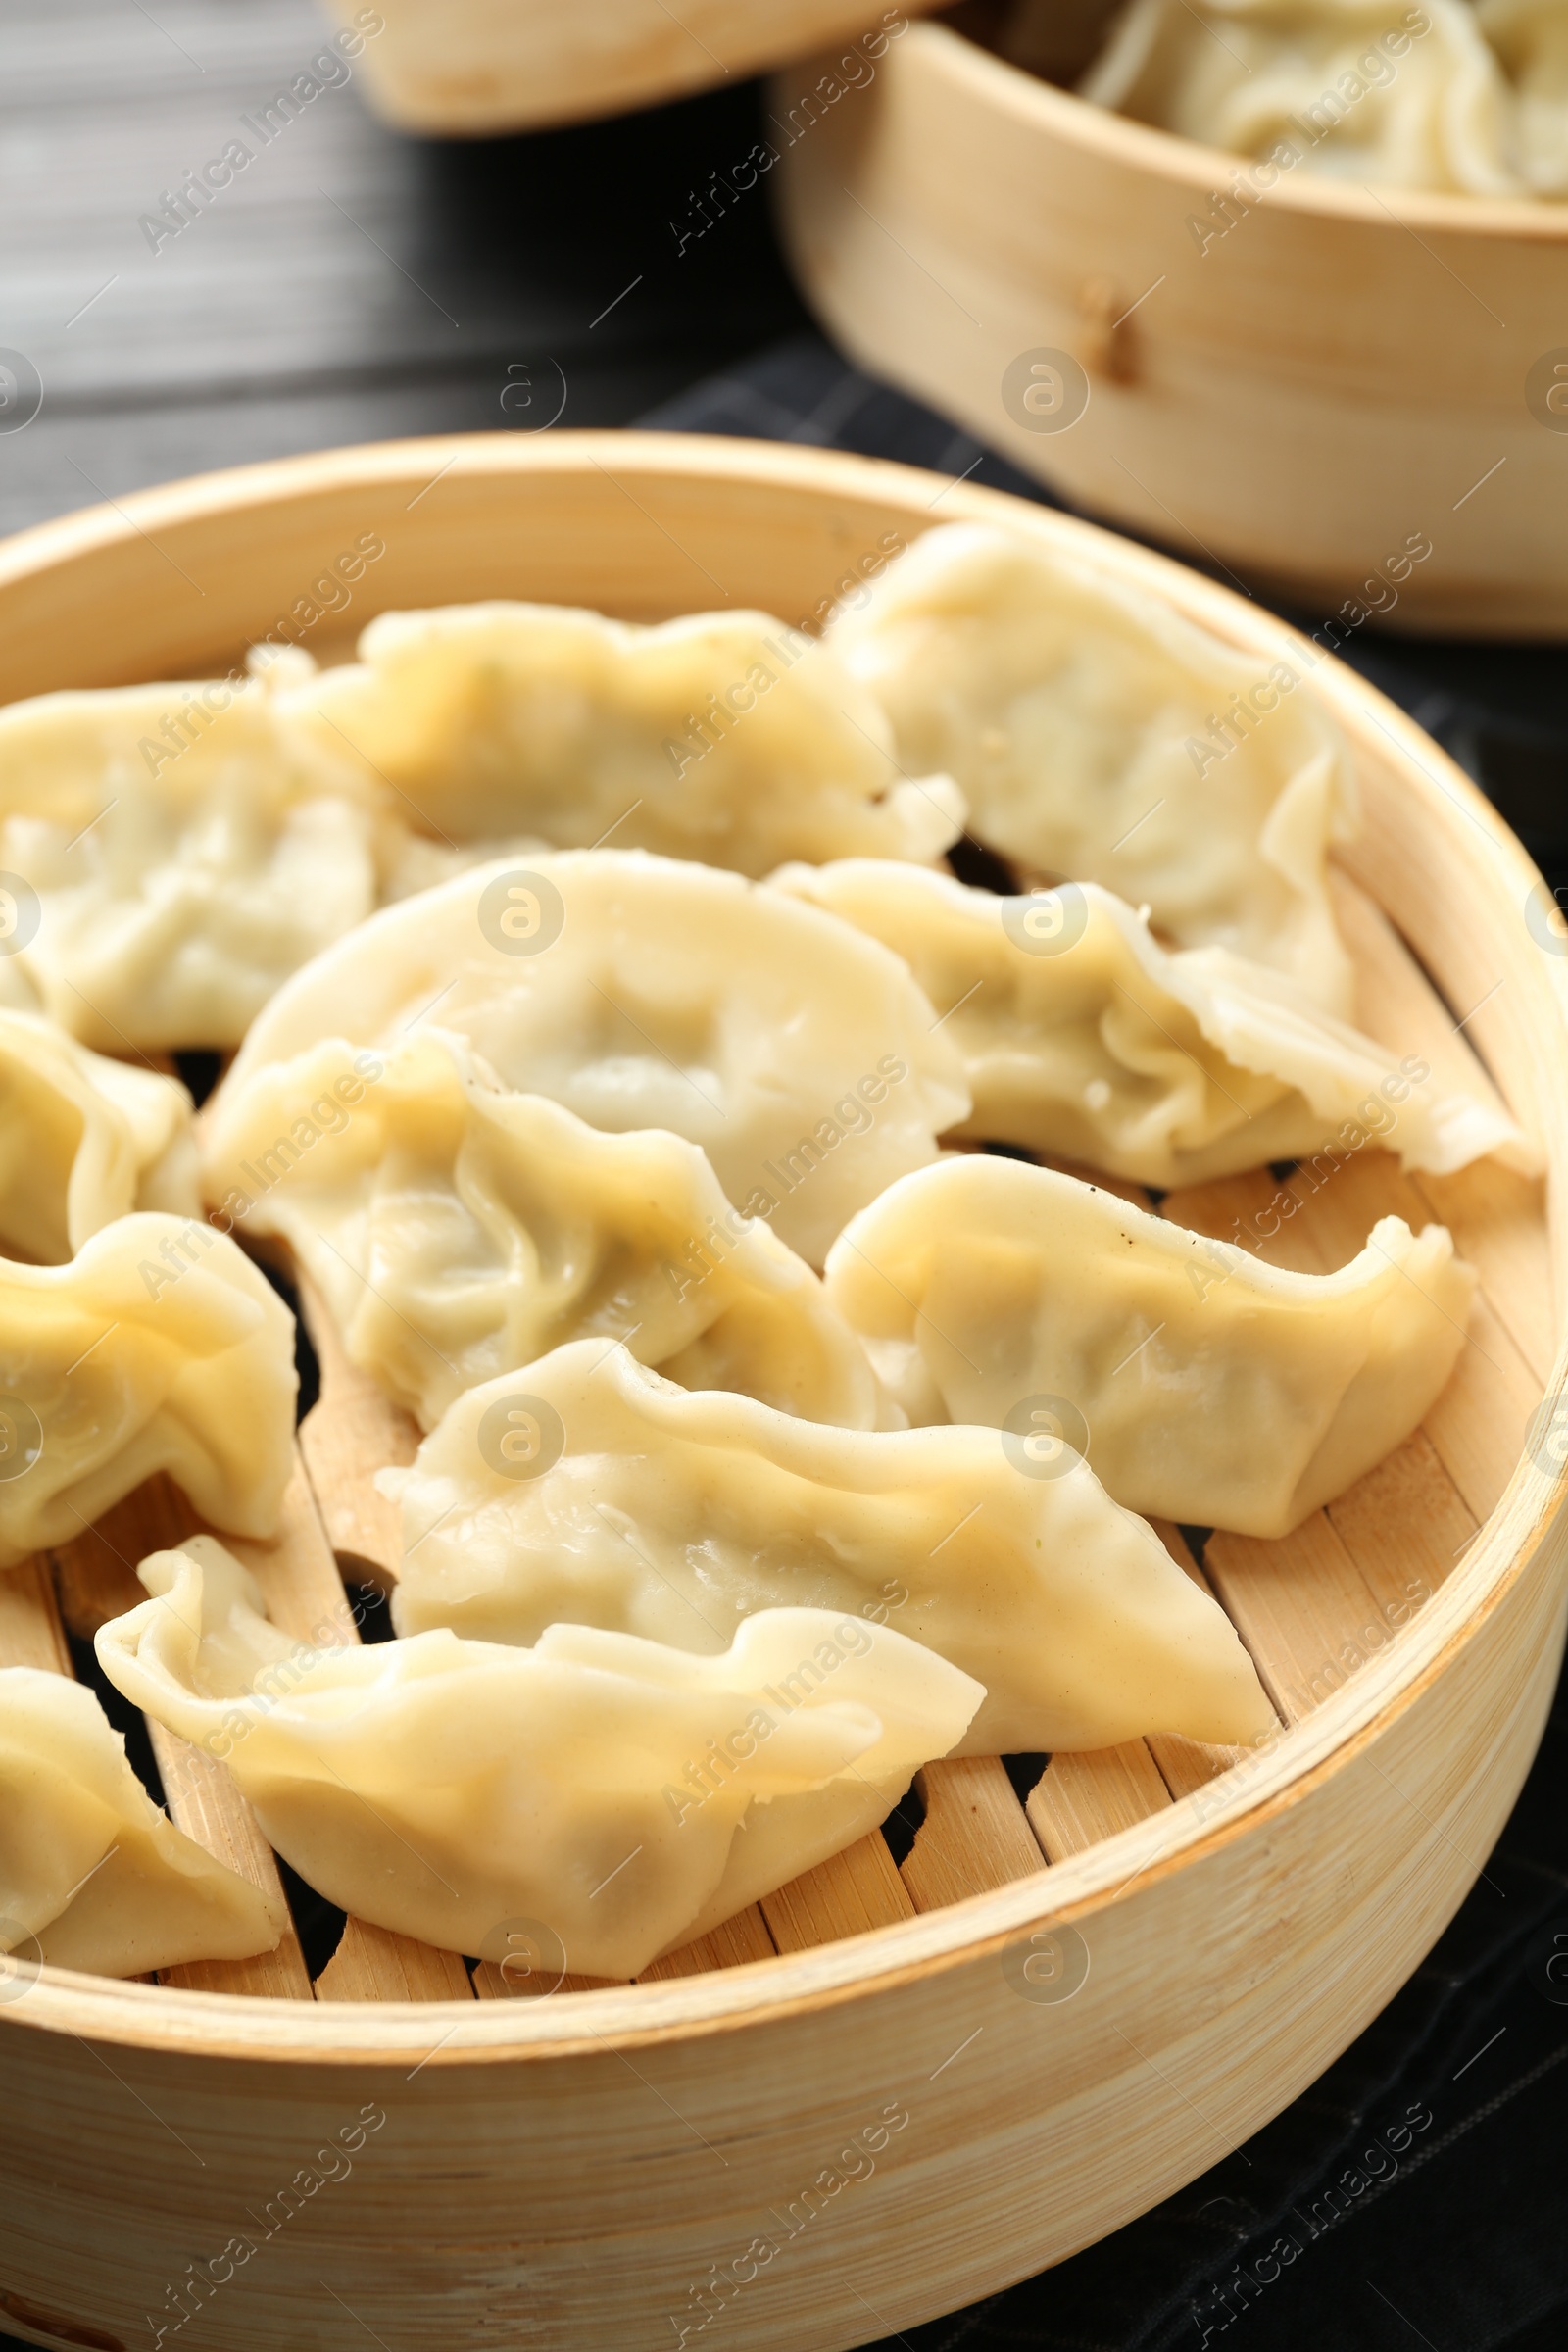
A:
[770, 5, 1568, 637]
[319, 0, 940, 134]
[0, 432, 1564, 2352]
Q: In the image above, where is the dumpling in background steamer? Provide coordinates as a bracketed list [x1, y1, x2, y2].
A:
[380, 1340, 1273, 1754]
[824, 522, 1359, 1014]
[211, 851, 971, 1266]
[0, 1008, 201, 1261]
[0, 1214, 296, 1568]
[0, 677, 379, 1050]
[0, 1666, 284, 1978]
[1480, 0, 1568, 194]
[98, 1539, 983, 1978]
[824, 1156, 1477, 1539]
[201, 1031, 892, 1432]
[284, 598, 965, 876]
[1066, 0, 1522, 197]
[770, 860, 1539, 1185]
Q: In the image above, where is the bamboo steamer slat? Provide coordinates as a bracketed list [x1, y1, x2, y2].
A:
[0, 432, 1563, 2352]
[770, 12, 1568, 636]
[321, 0, 941, 135]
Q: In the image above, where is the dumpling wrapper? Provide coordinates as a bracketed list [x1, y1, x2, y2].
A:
[825, 521, 1358, 1013]
[824, 1157, 1478, 1539]
[285, 599, 965, 876]
[97, 1539, 983, 1977]
[771, 860, 1540, 1185]
[0, 1213, 297, 1568]
[201, 1030, 892, 1432]
[212, 850, 971, 1266]
[1068, 0, 1523, 197]
[381, 1340, 1273, 1754]
[0, 678, 379, 1049]
[1480, 0, 1568, 194]
[0, 1007, 201, 1261]
[0, 1665, 284, 1978]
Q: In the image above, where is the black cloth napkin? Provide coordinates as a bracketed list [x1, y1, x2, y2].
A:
[645, 335, 1568, 2352]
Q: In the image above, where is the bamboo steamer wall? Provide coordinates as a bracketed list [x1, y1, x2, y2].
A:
[770, 15, 1568, 637]
[320, 0, 941, 133]
[0, 435, 1566, 2352]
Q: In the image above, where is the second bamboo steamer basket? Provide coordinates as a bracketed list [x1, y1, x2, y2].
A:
[0, 433, 1565, 2352]
[770, 5, 1568, 637]
[320, 0, 941, 133]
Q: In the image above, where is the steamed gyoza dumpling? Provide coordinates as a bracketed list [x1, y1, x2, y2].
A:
[0, 1214, 296, 1567]
[0, 1008, 201, 1261]
[1069, 0, 1522, 195]
[0, 1666, 284, 1977]
[825, 524, 1358, 1013]
[771, 860, 1539, 1185]
[212, 852, 970, 1265]
[381, 1341, 1273, 1753]
[824, 1157, 1477, 1537]
[201, 1030, 892, 1432]
[98, 1539, 983, 1976]
[0, 677, 378, 1049]
[1480, 0, 1568, 193]
[284, 598, 964, 876]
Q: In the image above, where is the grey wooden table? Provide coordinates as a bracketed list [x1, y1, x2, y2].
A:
[0, 0, 807, 539]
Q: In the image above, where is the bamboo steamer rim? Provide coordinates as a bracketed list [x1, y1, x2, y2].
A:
[2, 427, 1563, 2064]
[908, 15, 1568, 243]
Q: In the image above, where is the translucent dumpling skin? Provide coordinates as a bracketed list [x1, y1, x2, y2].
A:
[97, 1539, 983, 1977]
[0, 1213, 297, 1568]
[381, 1339, 1273, 1754]
[0, 1666, 284, 1977]
[825, 1156, 1477, 1538]
[211, 850, 971, 1265]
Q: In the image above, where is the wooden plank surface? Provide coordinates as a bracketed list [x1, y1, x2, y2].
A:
[0, 1558, 73, 1677]
[760, 1831, 916, 1951]
[901, 1757, 1047, 1910]
[295, 1270, 416, 1592]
